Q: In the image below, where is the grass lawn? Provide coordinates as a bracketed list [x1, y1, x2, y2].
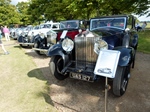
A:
[137, 29, 150, 54]
[0, 39, 57, 112]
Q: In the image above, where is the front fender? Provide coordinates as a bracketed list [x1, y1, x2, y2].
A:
[47, 44, 69, 67]
[131, 34, 138, 49]
[33, 34, 42, 43]
[114, 47, 134, 66]
[17, 35, 24, 42]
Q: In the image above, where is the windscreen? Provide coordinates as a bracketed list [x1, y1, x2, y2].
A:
[60, 20, 79, 29]
[90, 17, 126, 31]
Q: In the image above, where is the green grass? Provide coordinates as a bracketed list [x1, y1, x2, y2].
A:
[137, 30, 150, 54]
[146, 23, 150, 28]
[0, 39, 57, 112]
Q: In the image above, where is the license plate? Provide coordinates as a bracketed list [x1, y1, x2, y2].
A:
[70, 73, 92, 82]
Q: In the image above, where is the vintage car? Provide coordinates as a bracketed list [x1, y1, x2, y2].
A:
[32, 20, 89, 55]
[47, 15, 138, 96]
[17, 22, 59, 47]
[9, 28, 16, 38]
[11, 27, 24, 40]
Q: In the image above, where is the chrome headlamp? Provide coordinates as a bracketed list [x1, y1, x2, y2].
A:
[21, 32, 25, 37]
[94, 39, 108, 54]
[47, 31, 57, 44]
[39, 33, 45, 39]
[62, 38, 74, 52]
[51, 33, 57, 39]
[31, 32, 34, 37]
[47, 30, 57, 39]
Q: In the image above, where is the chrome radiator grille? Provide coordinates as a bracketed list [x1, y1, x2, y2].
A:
[75, 36, 98, 67]
[47, 35, 56, 45]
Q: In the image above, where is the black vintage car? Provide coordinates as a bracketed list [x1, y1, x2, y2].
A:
[32, 20, 89, 55]
[47, 15, 138, 96]
[17, 25, 36, 47]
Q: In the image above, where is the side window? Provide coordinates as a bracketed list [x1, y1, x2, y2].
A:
[52, 25, 58, 28]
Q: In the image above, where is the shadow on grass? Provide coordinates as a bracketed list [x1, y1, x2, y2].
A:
[27, 67, 48, 81]
[27, 67, 55, 106]
[25, 51, 49, 59]
[27, 66, 110, 96]
[13, 44, 33, 49]
[13, 45, 26, 50]
[37, 91, 54, 106]
[27, 66, 117, 111]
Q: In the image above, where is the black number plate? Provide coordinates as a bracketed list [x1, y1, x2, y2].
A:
[70, 73, 93, 82]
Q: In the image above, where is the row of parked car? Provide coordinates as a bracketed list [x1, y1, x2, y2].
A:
[12, 15, 139, 97]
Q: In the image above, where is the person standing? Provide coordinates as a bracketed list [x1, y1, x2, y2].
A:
[3, 26, 10, 41]
[135, 23, 142, 31]
[0, 30, 9, 55]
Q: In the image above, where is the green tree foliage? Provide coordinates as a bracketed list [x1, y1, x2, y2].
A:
[16, 2, 31, 25]
[0, 0, 149, 26]
[27, 0, 47, 24]
[0, 0, 20, 26]
[27, 0, 150, 23]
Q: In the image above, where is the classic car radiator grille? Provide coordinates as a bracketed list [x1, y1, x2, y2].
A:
[75, 36, 98, 68]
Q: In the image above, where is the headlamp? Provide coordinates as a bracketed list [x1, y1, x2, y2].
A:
[62, 38, 74, 52]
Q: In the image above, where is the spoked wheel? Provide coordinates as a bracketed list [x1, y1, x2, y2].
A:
[113, 66, 130, 96]
[34, 41, 42, 55]
[50, 56, 69, 80]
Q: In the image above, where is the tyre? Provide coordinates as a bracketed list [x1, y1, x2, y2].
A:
[113, 66, 130, 96]
[34, 41, 42, 55]
[50, 56, 69, 80]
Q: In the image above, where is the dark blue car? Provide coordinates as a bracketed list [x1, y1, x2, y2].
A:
[47, 15, 138, 97]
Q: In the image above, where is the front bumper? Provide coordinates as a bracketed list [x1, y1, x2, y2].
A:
[32, 48, 48, 55]
[18, 42, 34, 46]
[62, 60, 97, 82]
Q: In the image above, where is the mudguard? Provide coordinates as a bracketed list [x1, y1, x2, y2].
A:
[114, 47, 134, 66]
[47, 44, 69, 67]
[17, 35, 24, 42]
[33, 34, 42, 43]
[131, 34, 138, 48]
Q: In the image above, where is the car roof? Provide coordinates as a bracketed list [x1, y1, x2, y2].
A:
[92, 15, 129, 19]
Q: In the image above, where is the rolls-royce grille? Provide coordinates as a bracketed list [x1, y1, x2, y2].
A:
[47, 35, 56, 45]
[75, 36, 98, 68]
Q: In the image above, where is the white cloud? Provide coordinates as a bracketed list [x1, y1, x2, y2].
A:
[11, 0, 28, 5]
[135, 12, 150, 22]
[137, 15, 150, 21]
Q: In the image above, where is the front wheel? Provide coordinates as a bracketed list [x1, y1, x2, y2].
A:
[34, 41, 42, 55]
[113, 66, 130, 96]
[49, 56, 69, 80]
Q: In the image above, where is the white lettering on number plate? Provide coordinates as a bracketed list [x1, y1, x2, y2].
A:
[70, 73, 91, 81]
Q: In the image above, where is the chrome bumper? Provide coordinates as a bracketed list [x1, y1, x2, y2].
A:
[18, 42, 34, 46]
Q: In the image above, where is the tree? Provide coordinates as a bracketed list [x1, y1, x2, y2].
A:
[16, 2, 31, 25]
[0, 0, 21, 26]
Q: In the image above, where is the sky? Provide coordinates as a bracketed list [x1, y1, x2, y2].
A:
[135, 13, 150, 22]
[11, 0, 28, 5]
[11, 0, 150, 21]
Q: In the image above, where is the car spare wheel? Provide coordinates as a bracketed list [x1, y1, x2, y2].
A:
[49, 56, 69, 80]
